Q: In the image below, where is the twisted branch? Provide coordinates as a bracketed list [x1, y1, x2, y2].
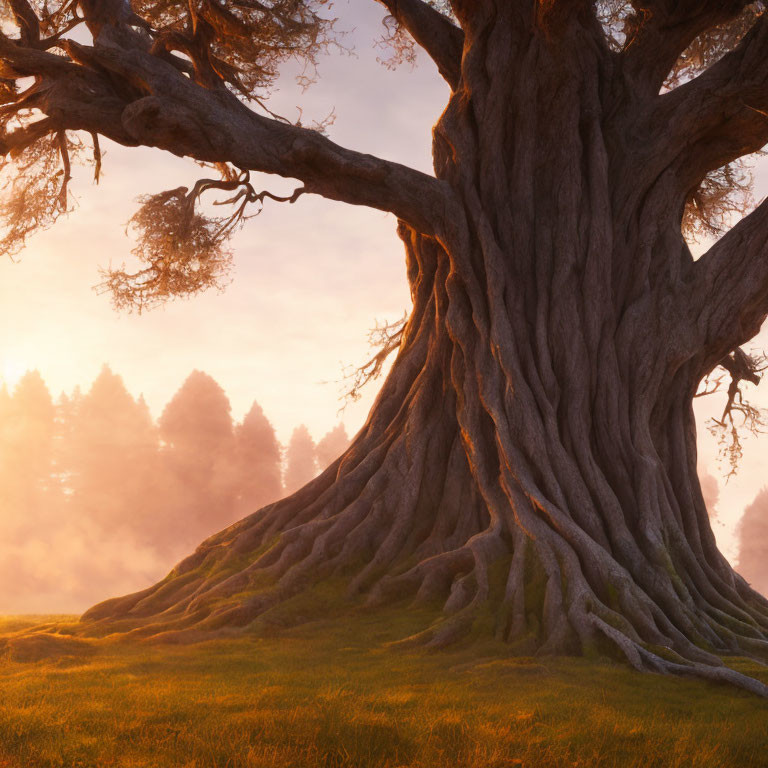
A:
[0, 1, 451, 270]
[376, 0, 463, 88]
[97, 169, 304, 312]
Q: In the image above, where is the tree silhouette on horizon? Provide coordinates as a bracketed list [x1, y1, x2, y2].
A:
[233, 400, 283, 515]
[284, 424, 317, 495]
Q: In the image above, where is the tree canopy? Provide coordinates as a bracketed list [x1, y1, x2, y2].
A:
[0, 1, 766, 263]
[1, 1, 767, 391]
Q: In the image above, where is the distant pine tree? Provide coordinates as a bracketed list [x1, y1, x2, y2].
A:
[159, 371, 233, 459]
[737, 489, 768, 598]
[0, 381, 14, 479]
[316, 423, 350, 471]
[0, 371, 172, 613]
[234, 401, 282, 515]
[64, 365, 159, 533]
[158, 370, 238, 547]
[284, 425, 317, 494]
[0, 382, 10, 477]
[0, 370, 57, 519]
[0, 373, 59, 611]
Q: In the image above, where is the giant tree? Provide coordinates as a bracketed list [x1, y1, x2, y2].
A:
[3, 0, 768, 695]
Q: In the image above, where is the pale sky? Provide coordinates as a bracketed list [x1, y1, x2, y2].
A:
[1, 2, 767, 565]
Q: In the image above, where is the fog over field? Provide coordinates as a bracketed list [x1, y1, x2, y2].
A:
[0, 367, 348, 613]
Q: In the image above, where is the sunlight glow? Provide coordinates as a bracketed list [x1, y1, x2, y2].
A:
[1, 356, 27, 390]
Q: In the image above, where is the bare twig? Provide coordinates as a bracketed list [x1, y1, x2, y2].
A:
[340, 313, 408, 405]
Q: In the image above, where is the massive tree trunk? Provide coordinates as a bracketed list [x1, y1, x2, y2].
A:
[79, 8, 768, 695]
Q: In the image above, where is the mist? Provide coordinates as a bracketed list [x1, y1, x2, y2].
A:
[0, 366, 348, 613]
[737, 487, 768, 596]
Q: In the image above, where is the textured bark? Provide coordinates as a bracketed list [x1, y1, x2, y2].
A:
[73, 6, 768, 697]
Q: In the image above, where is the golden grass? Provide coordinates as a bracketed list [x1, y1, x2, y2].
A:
[0, 608, 766, 767]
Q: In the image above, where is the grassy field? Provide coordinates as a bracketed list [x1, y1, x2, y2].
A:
[0, 602, 767, 768]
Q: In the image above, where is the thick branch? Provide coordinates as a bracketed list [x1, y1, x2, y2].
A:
[622, 1, 753, 97]
[7, 0, 41, 46]
[685, 196, 768, 369]
[650, 13, 768, 196]
[0, 28, 451, 237]
[376, 0, 464, 89]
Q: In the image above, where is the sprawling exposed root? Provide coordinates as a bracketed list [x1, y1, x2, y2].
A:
[80, 224, 768, 698]
[77, 12, 768, 698]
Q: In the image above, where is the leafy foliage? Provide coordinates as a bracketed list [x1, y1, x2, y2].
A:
[137, 0, 336, 96]
[682, 158, 756, 241]
[597, 1, 765, 74]
[0, 0, 765, 305]
[98, 186, 236, 313]
[0, 132, 91, 258]
[663, 3, 765, 88]
[0, 0, 332, 304]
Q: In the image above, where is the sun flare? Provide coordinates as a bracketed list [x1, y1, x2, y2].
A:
[1, 356, 27, 390]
